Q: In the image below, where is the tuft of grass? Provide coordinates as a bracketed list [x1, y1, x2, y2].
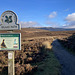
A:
[33, 49, 61, 75]
[42, 41, 52, 50]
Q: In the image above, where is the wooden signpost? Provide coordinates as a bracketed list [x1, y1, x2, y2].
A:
[0, 10, 21, 75]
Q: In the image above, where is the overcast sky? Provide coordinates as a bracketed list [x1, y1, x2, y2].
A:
[0, 0, 75, 28]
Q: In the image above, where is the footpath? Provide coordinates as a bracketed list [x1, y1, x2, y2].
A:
[52, 39, 75, 75]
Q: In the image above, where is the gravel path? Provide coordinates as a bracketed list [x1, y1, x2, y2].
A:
[52, 39, 75, 75]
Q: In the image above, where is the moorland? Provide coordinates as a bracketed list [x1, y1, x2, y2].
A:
[0, 28, 75, 75]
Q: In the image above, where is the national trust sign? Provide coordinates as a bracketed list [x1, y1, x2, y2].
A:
[0, 10, 21, 30]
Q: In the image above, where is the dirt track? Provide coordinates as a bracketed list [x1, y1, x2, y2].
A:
[52, 40, 75, 75]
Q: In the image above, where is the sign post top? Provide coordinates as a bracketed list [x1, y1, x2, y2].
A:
[0, 10, 21, 30]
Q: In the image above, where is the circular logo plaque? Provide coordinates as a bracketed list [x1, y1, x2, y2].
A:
[1, 11, 17, 25]
[0, 10, 20, 30]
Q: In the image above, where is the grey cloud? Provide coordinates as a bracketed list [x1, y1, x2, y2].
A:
[45, 20, 60, 28]
[65, 13, 75, 22]
[19, 21, 41, 28]
[64, 13, 75, 28]
[63, 21, 75, 28]
[48, 11, 57, 18]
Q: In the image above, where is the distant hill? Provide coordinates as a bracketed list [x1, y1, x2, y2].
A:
[35, 27, 75, 31]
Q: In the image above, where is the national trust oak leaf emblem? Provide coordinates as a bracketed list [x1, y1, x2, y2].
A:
[5, 16, 12, 24]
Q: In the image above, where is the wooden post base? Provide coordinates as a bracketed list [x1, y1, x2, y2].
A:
[8, 51, 15, 75]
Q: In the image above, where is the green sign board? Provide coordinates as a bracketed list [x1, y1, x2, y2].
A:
[0, 33, 21, 50]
